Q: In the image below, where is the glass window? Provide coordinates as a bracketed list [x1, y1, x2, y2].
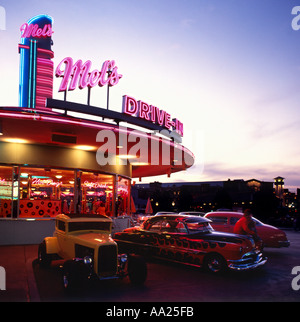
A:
[81, 172, 114, 216]
[148, 220, 162, 232]
[68, 221, 111, 232]
[19, 167, 75, 218]
[0, 166, 13, 217]
[176, 222, 188, 234]
[116, 177, 130, 216]
[56, 219, 66, 232]
[209, 216, 228, 224]
[229, 217, 240, 225]
[185, 221, 212, 233]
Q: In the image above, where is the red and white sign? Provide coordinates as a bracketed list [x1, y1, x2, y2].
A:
[55, 57, 123, 92]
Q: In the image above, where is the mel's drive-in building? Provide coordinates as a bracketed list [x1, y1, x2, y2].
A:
[0, 15, 194, 245]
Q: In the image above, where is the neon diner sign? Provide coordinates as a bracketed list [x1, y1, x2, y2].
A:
[122, 95, 184, 137]
[20, 23, 54, 38]
[32, 178, 61, 187]
[55, 57, 123, 92]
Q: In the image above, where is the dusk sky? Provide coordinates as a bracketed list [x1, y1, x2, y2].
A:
[1, 0, 300, 191]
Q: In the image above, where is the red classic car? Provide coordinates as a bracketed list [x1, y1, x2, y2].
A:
[114, 214, 267, 273]
[204, 212, 290, 248]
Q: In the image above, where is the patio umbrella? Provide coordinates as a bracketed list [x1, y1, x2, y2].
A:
[145, 197, 153, 215]
[62, 199, 69, 214]
[69, 199, 74, 213]
[130, 196, 136, 214]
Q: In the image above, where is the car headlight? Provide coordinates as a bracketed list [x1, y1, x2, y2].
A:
[83, 256, 93, 265]
[119, 254, 128, 263]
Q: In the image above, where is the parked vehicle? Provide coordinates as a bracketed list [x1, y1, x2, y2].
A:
[179, 211, 205, 217]
[154, 211, 176, 216]
[114, 214, 267, 273]
[38, 214, 147, 291]
[204, 211, 290, 248]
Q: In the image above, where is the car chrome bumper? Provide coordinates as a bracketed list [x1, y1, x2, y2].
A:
[227, 251, 267, 271]
[278, 240, 290, 247]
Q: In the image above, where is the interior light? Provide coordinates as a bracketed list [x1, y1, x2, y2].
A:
[74, 145, 96, 151]
[3, 138, 28, 144]
[130, 162, 149, 166]
[55, 175, 62, 179]
[118, 154, 136, 159]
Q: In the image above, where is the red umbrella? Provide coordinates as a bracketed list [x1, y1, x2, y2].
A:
[145, 197, 153, 215]
[62, 200, 69, 214]
[130, 196, 136, 214]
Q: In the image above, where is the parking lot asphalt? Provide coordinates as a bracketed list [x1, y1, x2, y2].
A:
[0, 230, 300, 303]
[0, 243, 39, 302]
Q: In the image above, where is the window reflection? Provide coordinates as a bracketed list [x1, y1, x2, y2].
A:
[0, 165, 131, 219]
[80, 172, 114, 216]
[19, 168, 74, 218]
[0, 166, 13, 217]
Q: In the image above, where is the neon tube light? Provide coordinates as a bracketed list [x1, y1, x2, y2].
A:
[55, 57, 123, 92]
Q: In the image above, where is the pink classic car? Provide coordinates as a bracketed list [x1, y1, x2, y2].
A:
[204, 212, 290, 248]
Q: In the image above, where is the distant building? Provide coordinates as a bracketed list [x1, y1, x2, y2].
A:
[132, 178, 275, 214]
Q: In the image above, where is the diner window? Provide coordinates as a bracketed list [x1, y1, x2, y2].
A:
[19, 167, 75, 218]
[80, 172, 114, 216]
[116, 177, 130, 216]
[0, 165, 13, 217]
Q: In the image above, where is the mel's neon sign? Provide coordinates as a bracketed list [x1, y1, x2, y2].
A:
[20, 22, 54, 38]
[54, 56, 183, 136]
[55, 57, 123, 92]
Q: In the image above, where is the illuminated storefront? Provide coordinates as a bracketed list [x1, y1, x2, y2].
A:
[0, 15, 194, 244]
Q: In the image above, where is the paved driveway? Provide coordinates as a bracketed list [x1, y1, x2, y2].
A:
[31, 230, 300, 302]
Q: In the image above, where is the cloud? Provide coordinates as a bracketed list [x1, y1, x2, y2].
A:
[197, 161, 300, 192]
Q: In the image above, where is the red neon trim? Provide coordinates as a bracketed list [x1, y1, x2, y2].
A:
[0, 109, 193, 156]
[18, 45, 54, 58]
[37, 48, 54, 58]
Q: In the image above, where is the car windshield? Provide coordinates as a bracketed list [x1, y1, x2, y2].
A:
[142, 217, 213, 234]
[68, 221, 111, 232]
